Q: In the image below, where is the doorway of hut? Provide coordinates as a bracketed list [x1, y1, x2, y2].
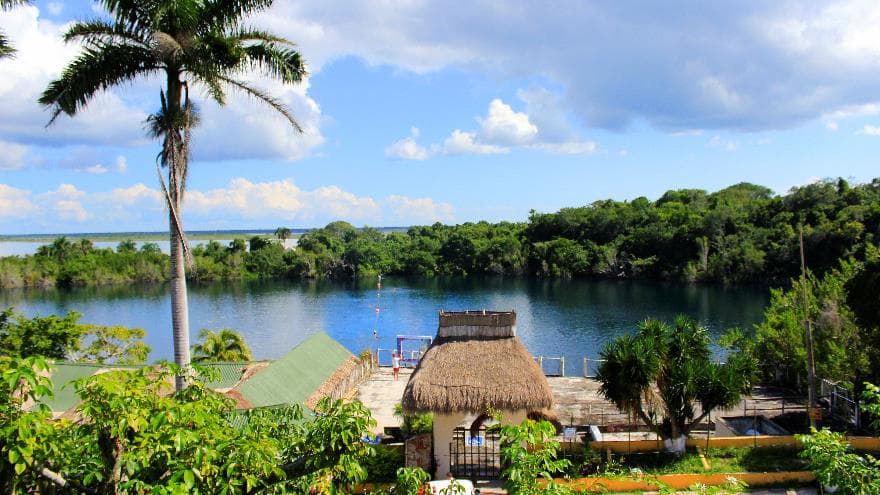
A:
[448, 424, 502, 479]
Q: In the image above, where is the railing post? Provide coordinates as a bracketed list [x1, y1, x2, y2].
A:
[539, 356, 544, 373]
[560, 356, 565, 376]
[583, 357, 588, 377]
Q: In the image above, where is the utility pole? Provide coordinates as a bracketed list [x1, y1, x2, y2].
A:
[800, 227, 818, 428]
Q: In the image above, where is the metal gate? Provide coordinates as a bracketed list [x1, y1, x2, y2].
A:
[449, 426, 501, 479]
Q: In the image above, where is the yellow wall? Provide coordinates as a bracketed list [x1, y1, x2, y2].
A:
[558, 471, 815, 492]
[583, 435, 880, 453]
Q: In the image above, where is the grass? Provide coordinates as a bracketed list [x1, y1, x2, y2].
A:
[573, 446, 807, 476]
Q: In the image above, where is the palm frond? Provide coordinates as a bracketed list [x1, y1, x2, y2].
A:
[98, 0, 157, 40]
[206, 74, 302, 132]
[39, 43, 158, 123]
[0, 0, 30, 11]
[63, 19, 150, 49]
[230, 27, 291, 44]
[241, 42, 307, 84]
[199, 0, 273, 31]
[0, 32, 13, 59]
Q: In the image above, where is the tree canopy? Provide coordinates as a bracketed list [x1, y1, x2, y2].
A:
[595, 316, 757, 454]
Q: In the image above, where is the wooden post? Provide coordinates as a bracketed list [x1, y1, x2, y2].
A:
[800, 227, 818, 429]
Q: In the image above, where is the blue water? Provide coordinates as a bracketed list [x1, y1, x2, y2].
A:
[0, 277, 770, 370]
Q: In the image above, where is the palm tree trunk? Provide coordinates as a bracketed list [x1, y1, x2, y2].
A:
[169, 206, 191, 390]
[166, 70, 191, 390]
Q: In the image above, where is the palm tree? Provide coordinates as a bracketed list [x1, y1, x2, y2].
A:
[40, 0, 306, 390]
[192, 329, 253, 362]
[275, 226, 291, 241]
[0, 0, 29, 59]
[595, 316, 756, 455]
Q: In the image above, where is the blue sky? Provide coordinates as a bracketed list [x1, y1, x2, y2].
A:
[1, 1, 879, 234]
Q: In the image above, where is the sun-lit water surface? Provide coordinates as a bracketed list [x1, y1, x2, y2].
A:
[0, 277, 770, 369]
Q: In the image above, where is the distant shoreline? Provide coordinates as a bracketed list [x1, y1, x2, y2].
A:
[0, 227, 409, 243]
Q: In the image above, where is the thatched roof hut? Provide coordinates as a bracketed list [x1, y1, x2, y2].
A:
[402, 310, 553, 414]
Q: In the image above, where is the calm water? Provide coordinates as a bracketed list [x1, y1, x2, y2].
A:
[0, 277, 770, 370]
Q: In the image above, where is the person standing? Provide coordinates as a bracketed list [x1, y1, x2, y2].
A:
[392, 351, 401, 381]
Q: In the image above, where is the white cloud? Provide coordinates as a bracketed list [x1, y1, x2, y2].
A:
[115, 155, 128, 173]
[387, 94, 596, 159]
[261, 1, 880, 132]
[0, 184, 36, 218]
[191, 77, 325, 161]
[0, 179, 456, 231]
[383, 195, 454, 223]
[385, 127, 429, 160]
[46, 2, 63, 16]
[708, 135, 740, 152]
[530, 141, 597, 155]
[821, 102, 880, 130]
[0, 7, 323, 162]
[0, 141, 30, 170]
[36, 184, 90, 222]
[478, 99, 538, 145]
[439, 130, 508, 155]
[83, 164, 109, 174]
[857, 125, 880, 136]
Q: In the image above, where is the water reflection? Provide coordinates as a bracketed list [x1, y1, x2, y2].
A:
[0, 277, 770, 367]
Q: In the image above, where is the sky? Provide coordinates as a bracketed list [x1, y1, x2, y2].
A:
[1, 1, 879, 234]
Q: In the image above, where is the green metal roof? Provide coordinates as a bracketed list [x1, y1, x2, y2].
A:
[198, 362, 263, 390]
[35, 332, 351, 413]
[233, 332, 352, 409]
[41, 362, 112, 413]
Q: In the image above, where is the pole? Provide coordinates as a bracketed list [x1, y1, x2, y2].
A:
[800, 227, 818, 429]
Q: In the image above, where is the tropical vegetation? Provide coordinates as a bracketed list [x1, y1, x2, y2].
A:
[595, 316, 757, 454]
[0, 307, 149, 364]
[2, 178, 878, 288]
[0, 0, 29, 58]
[39, 0, 306, 389]
[0, 356, 383, 494]
[755, 245, 880, 390]
[192, 328, 253, 362]
[797, 383, 880, 494]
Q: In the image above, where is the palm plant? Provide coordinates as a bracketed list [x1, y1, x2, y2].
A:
[275, 226, 292, 241]
[595, 316, 756, 454]
[0, 0, 29, 59]
[192, 329, 253, 362]
[40, 0, 306, 389]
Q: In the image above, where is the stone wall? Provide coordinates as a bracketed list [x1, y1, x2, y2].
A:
[405, 433, 433, 473]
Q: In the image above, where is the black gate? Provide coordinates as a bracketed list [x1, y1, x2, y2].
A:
[449, 426, 501, 479]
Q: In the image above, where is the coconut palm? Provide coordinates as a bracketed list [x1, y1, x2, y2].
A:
[192, 329, 253, 362]
[595, 316, 756, 455]
[40, 0, 305, 389]
[0, 0, 29, 58]
[275, 226, 291, 241]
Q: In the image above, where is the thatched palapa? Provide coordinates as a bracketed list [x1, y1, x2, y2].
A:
[402, 310, 553, 414]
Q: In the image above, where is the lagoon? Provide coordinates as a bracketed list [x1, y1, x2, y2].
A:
[0, 277, 770, 370]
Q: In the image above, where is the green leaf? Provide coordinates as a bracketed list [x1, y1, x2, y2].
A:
[14, 462, 26, 475]
[184, 469, 195, 489]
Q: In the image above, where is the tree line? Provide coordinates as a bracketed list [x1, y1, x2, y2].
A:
[2, 177, 878, 288]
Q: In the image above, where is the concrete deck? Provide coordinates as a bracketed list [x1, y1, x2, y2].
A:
[355, 368, 805, 434]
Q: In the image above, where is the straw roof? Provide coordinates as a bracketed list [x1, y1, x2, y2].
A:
[402, 311, 553, 414]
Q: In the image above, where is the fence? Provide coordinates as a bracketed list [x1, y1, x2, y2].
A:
[821, 378, 862, 429]
[375, 347, 423, 368]
[535, 356, 566, 376]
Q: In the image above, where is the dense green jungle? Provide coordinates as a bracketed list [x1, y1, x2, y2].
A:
[2, 178, 878, 289]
